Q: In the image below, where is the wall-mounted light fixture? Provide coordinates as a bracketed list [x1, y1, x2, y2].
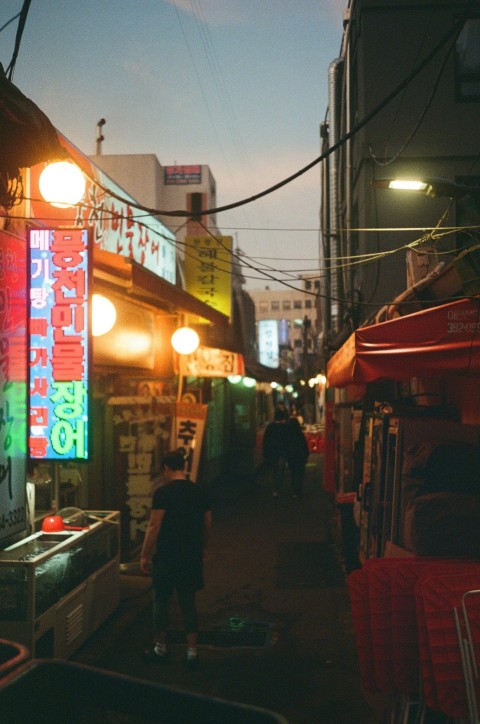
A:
[39, 160, 86, 207]
[371, 177, 480, 200]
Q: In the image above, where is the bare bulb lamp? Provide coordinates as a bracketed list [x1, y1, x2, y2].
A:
[171, 327, 200, 355]
[39, 161, 86, 207]
[92, 294, 117, 337]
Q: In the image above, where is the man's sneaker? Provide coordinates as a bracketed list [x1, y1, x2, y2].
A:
[143, 647, 169, 664]
[184, 653, 199, 670]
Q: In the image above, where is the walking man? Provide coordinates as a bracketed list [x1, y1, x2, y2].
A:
[262, 405, 289, 496]
[140, 449, 212, 669]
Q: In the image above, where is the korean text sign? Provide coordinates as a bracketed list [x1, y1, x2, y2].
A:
[184, 235, 232, 318]
[0, 230, 27, 542]
[171, 402, 208, 482]
[29, 228, 90, 460]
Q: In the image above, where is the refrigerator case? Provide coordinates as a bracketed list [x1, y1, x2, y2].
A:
[358, 414, 480, 561]
[0, 511, 120, 658]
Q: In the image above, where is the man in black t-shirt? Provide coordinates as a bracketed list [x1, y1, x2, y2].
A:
[141, 449, 212, 669]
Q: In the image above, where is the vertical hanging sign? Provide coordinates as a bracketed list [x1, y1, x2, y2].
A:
[171, 402, 208, 482]
[29, 228, 90, 461]
[0, 230, 27, 543]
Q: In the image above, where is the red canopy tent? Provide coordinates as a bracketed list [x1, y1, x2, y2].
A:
[327, 297, 480, 388]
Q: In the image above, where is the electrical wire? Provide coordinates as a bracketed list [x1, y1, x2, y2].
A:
[69, 10, 469, 220]
[20, 192, 480, 293]
[0, 10, 21, 35]
[5, 0, 31, 80]
[369, 23, 459, 166]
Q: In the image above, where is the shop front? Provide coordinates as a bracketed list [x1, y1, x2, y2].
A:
[326, 295, 480, 566]
[2, 143, 235, 568]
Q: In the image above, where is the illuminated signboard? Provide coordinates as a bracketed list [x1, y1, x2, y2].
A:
[29, 228, 90, 461]
[184, 235, 232, 318]
[258, 319, 279, 368]
[164, 165, 202, 185]
[0, 230, 27, 543]
[29, 161, 177, 285]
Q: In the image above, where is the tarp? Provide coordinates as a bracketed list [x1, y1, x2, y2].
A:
[327, 297, 480, 388]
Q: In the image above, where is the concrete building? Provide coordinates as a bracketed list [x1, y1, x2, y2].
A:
[89, 154, 220, 287]
[249, 279, 321, 378]
[320, 0, 480, 356]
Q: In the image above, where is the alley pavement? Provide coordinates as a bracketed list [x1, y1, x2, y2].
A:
[70, 454, 385, 723]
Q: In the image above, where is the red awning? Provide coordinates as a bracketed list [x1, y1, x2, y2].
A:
[327, 297, 480, 388]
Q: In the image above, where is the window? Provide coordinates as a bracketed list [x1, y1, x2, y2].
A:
[271, 301, 280, 311]
[282, 300, 291, 311]
[455, 18, 480, 101]
[305, 299, 312, 309]
[189, 192, 203, 219]
[293, 300, 302, 309]
[259, 301, 268, 312]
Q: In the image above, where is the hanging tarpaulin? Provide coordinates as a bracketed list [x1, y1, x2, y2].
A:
[171, 402, 208, 481]
[327, 296, 480, 388]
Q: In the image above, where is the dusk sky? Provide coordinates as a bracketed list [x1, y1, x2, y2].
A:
[2, 0, 346, 289]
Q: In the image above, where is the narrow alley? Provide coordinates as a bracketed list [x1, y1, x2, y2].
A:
[71, 454, 382, 724]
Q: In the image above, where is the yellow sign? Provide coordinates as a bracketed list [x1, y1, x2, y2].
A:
[184, 235, 232, 319]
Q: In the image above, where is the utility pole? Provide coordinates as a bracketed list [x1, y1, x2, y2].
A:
[95, 118, 106, 155]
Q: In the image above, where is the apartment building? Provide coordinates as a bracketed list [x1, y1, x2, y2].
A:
[321, 0, 480, 355]
[249, 279, 320, 376]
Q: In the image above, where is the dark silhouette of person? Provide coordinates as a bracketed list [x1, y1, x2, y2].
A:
[262, 406, 289, 496]
[285, 416, 309, 498]
[140, 449, 212, 668]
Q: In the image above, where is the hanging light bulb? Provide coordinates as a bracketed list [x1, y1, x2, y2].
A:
[39, 161, 86, 208]
[171, 326, 200, 355]
[92, 294, 117, 337]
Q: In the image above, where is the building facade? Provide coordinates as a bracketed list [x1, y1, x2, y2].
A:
[320, 0, 480, 357]
[249, 279, 321, 378]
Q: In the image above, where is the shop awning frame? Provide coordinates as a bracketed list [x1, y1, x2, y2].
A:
[327, 296, 480, 388]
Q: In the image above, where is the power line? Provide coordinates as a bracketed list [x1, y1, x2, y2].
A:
[5, 0, 31, 80]
[69, 10, 468, 220]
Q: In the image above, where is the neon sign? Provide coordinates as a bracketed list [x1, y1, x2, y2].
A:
[29, 228, 90, 460]
[0, 230, 27, 542]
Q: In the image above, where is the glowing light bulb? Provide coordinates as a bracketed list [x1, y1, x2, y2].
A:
[171, 327, 200, 355]
[92, 294, 117, 337]
[39, 161, 86, 207]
